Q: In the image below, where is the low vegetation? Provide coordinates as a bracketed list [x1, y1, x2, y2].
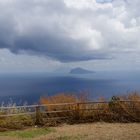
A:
[0, 123, 140, 140]
[0, 127, 53, 138]
[40, 92, 140, 123]
[0, 92, 140, 131]
[0, 115, 34, 131]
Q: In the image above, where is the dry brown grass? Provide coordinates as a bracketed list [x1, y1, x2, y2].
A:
[40, 92, 140, 124]
[0, 92, 140, 131]
[0, 115, 34, 131]
[0, 123, 140, 140]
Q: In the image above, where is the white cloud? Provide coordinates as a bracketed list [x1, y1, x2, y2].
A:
[0, 0, 140, 71]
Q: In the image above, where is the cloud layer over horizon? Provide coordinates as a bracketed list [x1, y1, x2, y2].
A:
[0, 0, 139, 63]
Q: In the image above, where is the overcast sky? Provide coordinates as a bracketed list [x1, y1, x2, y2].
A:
[0, 0, 140, 73]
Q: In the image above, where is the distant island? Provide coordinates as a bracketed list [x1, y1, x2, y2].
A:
[70, 67, 95, 74]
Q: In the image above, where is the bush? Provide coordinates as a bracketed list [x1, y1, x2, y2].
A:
[0, 92, 140, 130]
[40, 92, 140, 124]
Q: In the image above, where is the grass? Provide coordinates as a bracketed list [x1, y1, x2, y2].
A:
[0, 115, 34, 131]
[39, 92, 140, 124]
[39, 123, 140, 140]
[0, 127, 54, 138]
[0, 123, 140, 140]
[0, 92, 140, 131]
[56, 135, 82, 140]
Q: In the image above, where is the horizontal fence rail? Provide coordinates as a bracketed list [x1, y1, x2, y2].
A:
[0, 100, 140, 124]
[0, 100, 140, 114]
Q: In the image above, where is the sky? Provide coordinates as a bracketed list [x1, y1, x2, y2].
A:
[0, 0, 140, 73]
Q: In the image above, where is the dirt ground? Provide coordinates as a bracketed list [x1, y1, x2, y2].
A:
[1, 123, 140, 140]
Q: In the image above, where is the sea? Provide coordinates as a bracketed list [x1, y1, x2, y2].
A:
[0, 71, 140, 105]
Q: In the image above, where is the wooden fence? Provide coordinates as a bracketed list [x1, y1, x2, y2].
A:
[0, 100, 140, 124]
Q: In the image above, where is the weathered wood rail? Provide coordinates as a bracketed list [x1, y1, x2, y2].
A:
[0, 100, 140, 124]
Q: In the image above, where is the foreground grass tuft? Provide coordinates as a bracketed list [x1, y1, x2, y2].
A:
[0, 128, 54, 138]
[0, 123, 140, 140]
[56, 135, 83, 140]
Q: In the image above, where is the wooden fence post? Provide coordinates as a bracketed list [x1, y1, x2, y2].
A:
[35, 105, 43, 125]
[76, 103, 80, 120]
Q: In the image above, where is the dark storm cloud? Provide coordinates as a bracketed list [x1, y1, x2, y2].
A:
[11, 26, 108, 62]
[0, 0, 139, 62]
[0, 0, 109, 62]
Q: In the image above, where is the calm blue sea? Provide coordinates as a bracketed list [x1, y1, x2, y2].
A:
[0, 71, 140, 105]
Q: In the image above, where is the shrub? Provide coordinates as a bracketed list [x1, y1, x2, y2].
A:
[40, 92, 140, 124]
[0, 92, 140, 130]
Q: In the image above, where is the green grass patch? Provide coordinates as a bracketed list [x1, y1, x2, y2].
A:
[0, 127, 54, 138]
